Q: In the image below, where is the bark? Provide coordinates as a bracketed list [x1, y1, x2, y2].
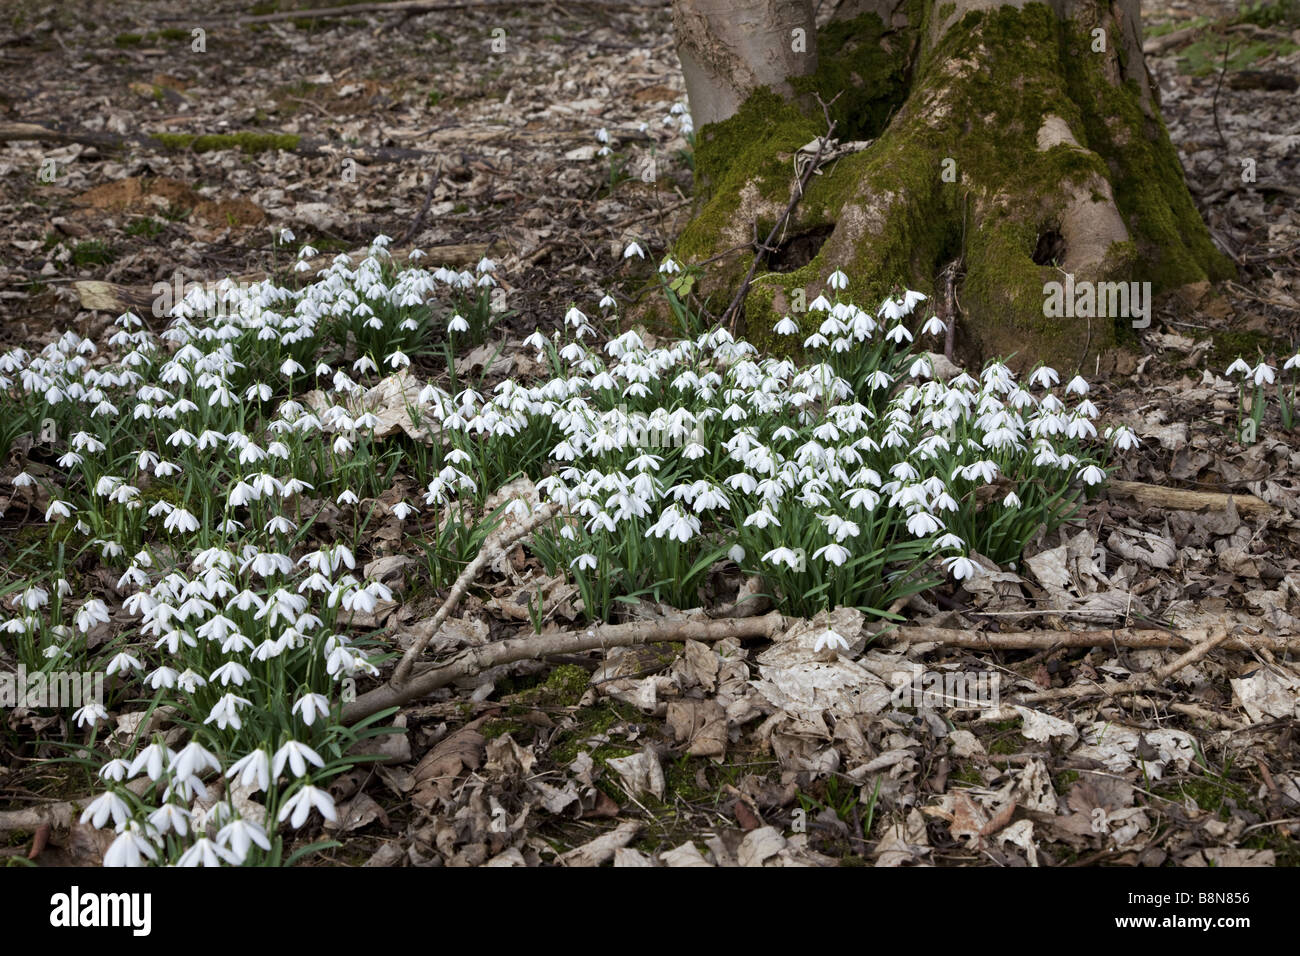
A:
[668, 0, 1234, 371]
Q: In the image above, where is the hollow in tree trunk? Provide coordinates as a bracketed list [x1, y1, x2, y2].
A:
[669, 0, 1233, 371]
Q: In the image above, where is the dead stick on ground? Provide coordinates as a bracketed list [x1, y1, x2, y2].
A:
[1106, 479, 1276, 518]
[390, 503, 558, 687]
[345, 611, 788, 724]
[873, 624, 1296, 653]
[1010, 629, 1234, 705]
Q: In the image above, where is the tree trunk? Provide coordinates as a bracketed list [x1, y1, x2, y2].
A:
[668, 0, 1233, 371]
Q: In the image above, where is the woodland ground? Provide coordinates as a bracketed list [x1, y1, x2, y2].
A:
[0, 0, 1298, 866]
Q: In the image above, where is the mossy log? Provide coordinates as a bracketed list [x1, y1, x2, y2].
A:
[670, 0, 1234, 370]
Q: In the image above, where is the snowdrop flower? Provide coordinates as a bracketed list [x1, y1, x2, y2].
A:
[163, 508, 200, 535]
[204, 693, 252, 731]
[145, 666, 179, 690]
[392, 501, 418, 520]
[944, 555, 977, 580]
[278, 784, 337, 829]
[219, 818, 271, 864]
[813, 543, 850, 566]
[81, 790, 132, 830]
[89, 761, 132, 790]
[762, 546, 804, 569]
[1078, 464, 1106, 485]
[827, 270, 848, 291]
[813, 628, 850, 653]
[906, 511, 942, 536]
[73, 703, 109, 728]
[149, 803, 192, 838]
[774, 316, 799, 336]
[448, 314, 469, 333]
[273, 740, 326, 780]
[228, 749, 272, 793]
[103, 822, 158, 867]
[45, 499, 74, 521]
[1251, 363, 1276, 386]
[75, 599, 111, 633]
[106, 652, 143, 677]
[623, 241, 645, 260]
[292, 693, 331, 727]
[571, 553, 598, 571]
[210, 661, 251, 687]
[1224, 357, 1250, 377]
[177, 837, 238, 867]
[1003, 491, 1022, 508]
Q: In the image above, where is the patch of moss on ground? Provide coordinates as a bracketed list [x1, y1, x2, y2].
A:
[1209, 328, 1291, 368]
[152, 131, 301, 154]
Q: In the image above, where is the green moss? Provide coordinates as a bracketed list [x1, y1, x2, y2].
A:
[542, 664, 589, 706]
[152, 131, 301, 154]
[790, 13, 912, 142]
[482, 718, 527, 739]
[113, 33, 143, 47]
[1209, 329, 1290, 368]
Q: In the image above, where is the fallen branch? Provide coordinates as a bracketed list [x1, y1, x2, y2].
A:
[344, 611, 788, 724]
[1106, 479, 1277, 518]
[0, 777, 152, 836]
[1010, 629, 1233, 704]
[874, 624, 1299, 653]
[219, 0, 666, 24]
[391, 503, 559, 686]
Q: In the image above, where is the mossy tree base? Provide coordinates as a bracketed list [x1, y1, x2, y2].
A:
[672, 0, 1234, 370]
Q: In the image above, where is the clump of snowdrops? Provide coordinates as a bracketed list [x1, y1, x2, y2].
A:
[1224, 350, 1300, 442]
[0, 236, 1135, 865]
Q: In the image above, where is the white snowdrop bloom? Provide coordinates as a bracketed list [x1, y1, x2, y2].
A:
[103, 822, 159, 868]
[105, 652, 143, 677]
[273, 740, 326, 780]
[826, 269, 848, 291]
[906, 511, 943, 537]
[204, 693, 252, 731]
[219, 818, 271, 864]
[227, 749, 272, 793]
[902, 289, 927, 312]
[623, 241, 646, 259]
[80, 790, 133, 830]
[944, 555, 977, 580]
[278, 784, 337, 829]
[1252, 363, 1276, 386]
[1029, 366, 1060, 388]
[762, 546, 803, 569]
[813, 629, 850, 653]
[45, 499, 74, 521]
[813, 542, 850, 566]
[1078, 464, 1107, 485]
[1224, 357, 1250, 377]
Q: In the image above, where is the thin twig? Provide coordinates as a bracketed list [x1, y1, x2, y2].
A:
[721, 92, 841, 333]
[397, 167, 442, 246]
[390, 502, 558, 686]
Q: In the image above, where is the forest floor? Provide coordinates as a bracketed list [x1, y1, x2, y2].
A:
[0, 0, 1298, 867]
